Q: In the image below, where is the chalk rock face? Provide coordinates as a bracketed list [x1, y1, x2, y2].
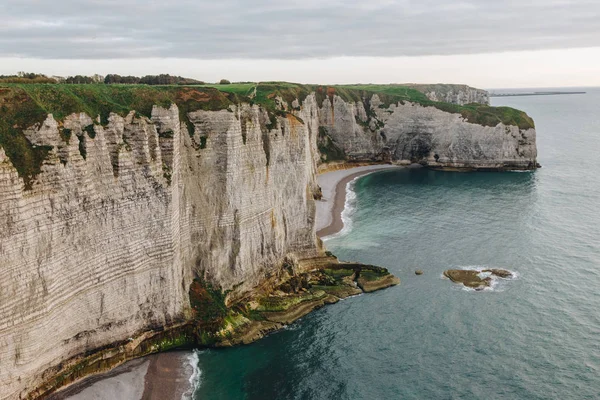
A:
[315, 95, 537, 170]
[376, 102, 537, 170]
[0, 109, 181, 400]
[177, 102, 320, 292]
[405, 84, 490, 105]
[318, 95, 379, 159]
[0, 101, 320, 399]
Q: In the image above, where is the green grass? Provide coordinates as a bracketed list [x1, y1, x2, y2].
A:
[0, 86, 54, 189]
[336, 84, 430, 104]
[256, 290, 325, 312]
[198, 83, 256, 96]
[188, 278, 229, 332]
[359, 270, 386, 282]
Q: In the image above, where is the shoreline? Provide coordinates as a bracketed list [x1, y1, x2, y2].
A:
[141, 352, 194, 400]
[316, 164, 400, 238]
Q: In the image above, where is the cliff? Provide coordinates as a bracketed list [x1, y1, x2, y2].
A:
[0, 83, 536, 399]
[401, 83, 490, 105]
[317, 93, 537, 170]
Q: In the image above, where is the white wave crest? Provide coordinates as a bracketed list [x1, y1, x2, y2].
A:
[322, 177, 359, 241]
[181, 350, 202, 400]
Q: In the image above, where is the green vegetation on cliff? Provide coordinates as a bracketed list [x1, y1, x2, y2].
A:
[338, 84, 534, 130]
[0, 82, 534, 189]
[0, 84, 237, 187]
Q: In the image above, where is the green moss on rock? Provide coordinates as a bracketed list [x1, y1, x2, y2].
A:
[318, 126, 345, 162]
[189, 278, 228, 332]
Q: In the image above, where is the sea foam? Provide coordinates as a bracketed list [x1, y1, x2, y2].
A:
[181, 350, 202, 400]
[323, 177, 359, 241]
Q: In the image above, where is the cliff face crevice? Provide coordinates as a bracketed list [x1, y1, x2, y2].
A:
[0, 87, 536, 399]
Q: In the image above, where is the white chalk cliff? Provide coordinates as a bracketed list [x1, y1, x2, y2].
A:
[404, 83, 490, 105]
[319, 94, 537, 170]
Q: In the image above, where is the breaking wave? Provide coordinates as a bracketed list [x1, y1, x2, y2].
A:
[181, 350, 202, 400]
[322, 177, 359, 241]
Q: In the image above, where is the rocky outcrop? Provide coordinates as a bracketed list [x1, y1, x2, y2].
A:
[216, 261, 399, 346]
[443, 269, 513, 290]
[404, 84, 490, 105]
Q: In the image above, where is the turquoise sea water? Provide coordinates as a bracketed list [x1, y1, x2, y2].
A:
[193, 88, 600, 399]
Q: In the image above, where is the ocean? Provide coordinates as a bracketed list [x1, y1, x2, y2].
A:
[191, 88, 600, 399]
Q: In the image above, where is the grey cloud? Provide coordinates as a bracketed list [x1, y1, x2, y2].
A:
[1, 0, 599, 59]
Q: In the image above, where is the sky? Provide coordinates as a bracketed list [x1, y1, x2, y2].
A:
[1, 0, 599, 88]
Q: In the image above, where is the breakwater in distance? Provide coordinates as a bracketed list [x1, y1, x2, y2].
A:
[490, 91, 586, 97]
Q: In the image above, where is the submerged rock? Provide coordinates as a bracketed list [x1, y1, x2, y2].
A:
[443, 269, 512, 290]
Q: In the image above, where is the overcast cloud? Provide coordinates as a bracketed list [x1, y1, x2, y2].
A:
[1, 0, 600, 59]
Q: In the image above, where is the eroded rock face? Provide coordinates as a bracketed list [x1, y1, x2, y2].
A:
[443, 269, 513, 290]
[314, 95, 537, 170]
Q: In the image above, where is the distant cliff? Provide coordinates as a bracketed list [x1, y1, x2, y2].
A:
[316, 92, 537, 170]
[0, 83, 537, 399]
[402, 83, 490, 105]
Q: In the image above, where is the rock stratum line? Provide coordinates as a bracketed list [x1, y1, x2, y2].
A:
[0, 84, 537, 399]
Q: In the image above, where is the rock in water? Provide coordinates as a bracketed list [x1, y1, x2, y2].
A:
[443, 269, 513, 290]
[443, 270, 491, 289]
[415, 270, 424, 275]
[483, 269, 512, 278]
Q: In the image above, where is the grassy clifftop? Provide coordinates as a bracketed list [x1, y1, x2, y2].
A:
[200, 82, 533, 130]
[0, 85, 238, 187]
[0, 83, 534, 188]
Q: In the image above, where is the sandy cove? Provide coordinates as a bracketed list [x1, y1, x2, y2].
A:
[48, 352, 193, 400]
[316, 164, 401, 238]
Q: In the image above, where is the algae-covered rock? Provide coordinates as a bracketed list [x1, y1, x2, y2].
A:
[354, 265, 401, 293]
[483, 269, 512, 278]
[444, 270, 490, 289]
